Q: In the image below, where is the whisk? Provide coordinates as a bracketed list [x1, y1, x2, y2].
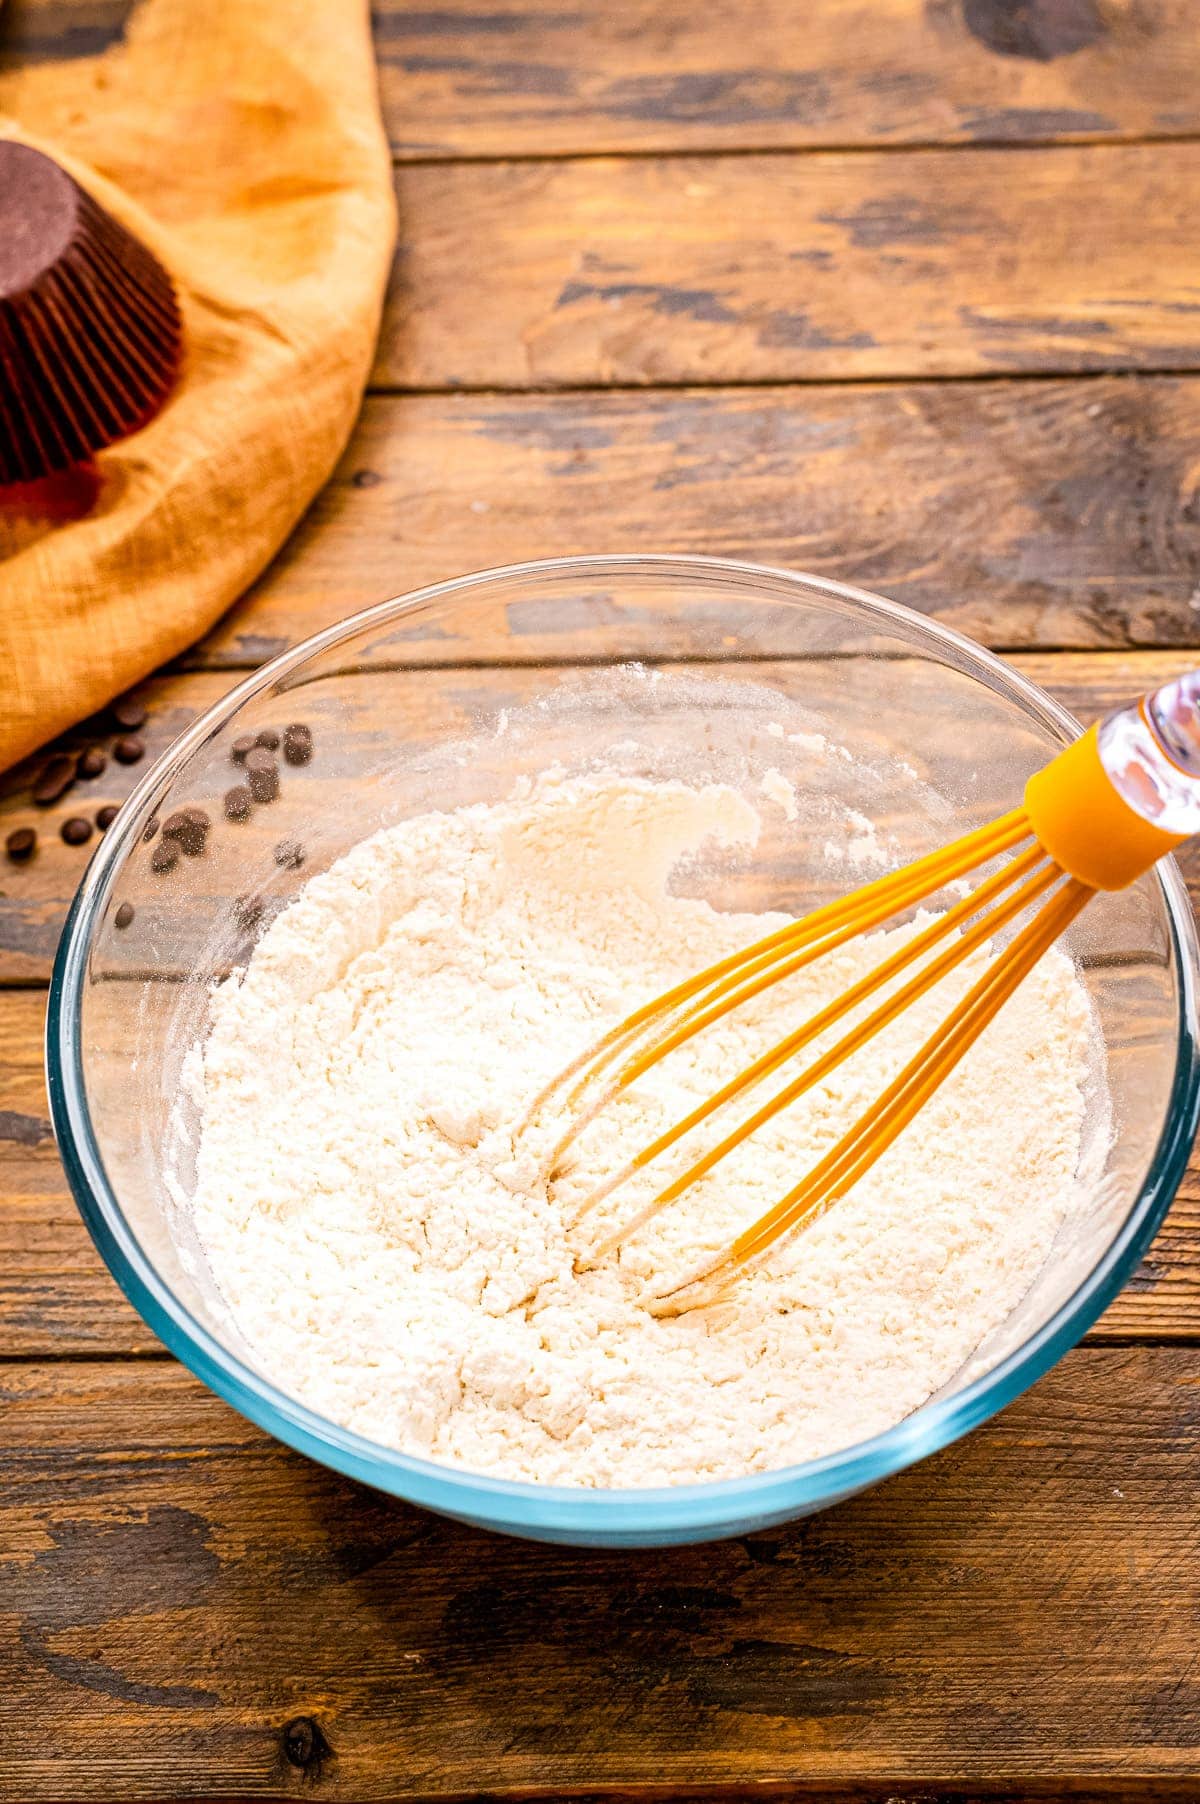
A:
[523, 670, 1200, 1312]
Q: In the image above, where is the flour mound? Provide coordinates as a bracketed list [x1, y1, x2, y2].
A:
[192, 772, 1093, 1487]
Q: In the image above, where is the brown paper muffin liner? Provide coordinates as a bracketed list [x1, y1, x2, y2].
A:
[0, 143, 182, 483]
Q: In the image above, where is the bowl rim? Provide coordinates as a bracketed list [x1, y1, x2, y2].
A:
[46, 553, 1200, 1539]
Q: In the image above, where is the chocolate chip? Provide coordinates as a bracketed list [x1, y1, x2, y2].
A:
[114, 901, 135, 930]
[231, 734, 258, 764]
[162, 806, 211, 855]
[77, 747, 107, 779]
[113, 735, 145, 765]
[245, 748, 279, 803]
[151, 840, 178, 873]
[5, 826, 36, 861]
[111, 693, 148, 731]
[142, 815, 160, 842]
[282, 723, 313, 766]
[33, 752, 77, 806]
[223, 785, 252, 822]
[274, 838, 305, 870]
[61, 815, 93, 846]
[95, 804, 119, 830]
[235, 894, 264, 934]
[255, 727, 281, 751]
[164, 804, 210, 829]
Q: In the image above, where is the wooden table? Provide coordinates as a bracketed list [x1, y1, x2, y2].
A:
[5, 2, 1200, 1797]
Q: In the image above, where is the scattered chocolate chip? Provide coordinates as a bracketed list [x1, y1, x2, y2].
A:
[96, 804, 119, 830]
[223, 785, 252, 821]
[282, 723, 313, 766]
[111, 693, 148, 731]
[351, 468, 382, 489]
[235, 894, 264, 934]
[274, 837, 305, 870]
[142, 814, 160, 842]
[255, 727, 281, 751]
[61, 815, 93, 846]
[231, 734, 258, 764]
[113, 735, 145, 765]
[245, 748, 279, 803]
[151, 840, 178, 873]
[162, 806, 211, 855]
[114, 901, 135, 930]
[77, 746, 107, 779]
[5, 826, 36, 861]
[33, 752, 77, 806]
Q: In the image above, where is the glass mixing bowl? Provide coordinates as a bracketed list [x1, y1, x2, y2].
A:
[47, 556, 1200, 1547]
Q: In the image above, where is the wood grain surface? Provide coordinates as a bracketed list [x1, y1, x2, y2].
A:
[4, 1349, 1200, 1800]
[0, 989, 155, 1354]
[3, 654, 1199, 1360]
[10, 0, 1200, 156]
[178, 380, 1200, 668]
[5, 651, 1200, 983]
[2, 966, 1196, 1354]
[374, 0, 1200, 157]
[5, 1, 1200, 1796]
[381, 145, 1200, 389]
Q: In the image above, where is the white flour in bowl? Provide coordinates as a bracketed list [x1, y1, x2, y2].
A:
[190, 770, 1095, 1487]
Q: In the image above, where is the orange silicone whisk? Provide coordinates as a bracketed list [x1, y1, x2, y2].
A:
[522, 671, 1200, 1312]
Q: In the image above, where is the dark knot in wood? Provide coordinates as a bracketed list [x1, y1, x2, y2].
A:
[962, 0, 1106, 61]
[282, 1716, 332, 1773]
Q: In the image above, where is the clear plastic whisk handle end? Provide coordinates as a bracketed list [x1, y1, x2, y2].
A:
[1099, 669, 1200, 838]
[1024, 669, 1200, 890]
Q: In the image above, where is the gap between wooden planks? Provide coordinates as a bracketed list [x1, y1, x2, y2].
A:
[2, 649, 1199, 1354]
[3, 1347, 1200, 1799]
[9, 0, 1200, 157]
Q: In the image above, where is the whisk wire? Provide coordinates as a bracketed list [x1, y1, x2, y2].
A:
[582, 847, 1058, 1259]
[616, 827, 1031, 1092]
[520, 673, 1196, 1306]
[653, 875, 1093, 1308]
[536, 806, 1032, 1172]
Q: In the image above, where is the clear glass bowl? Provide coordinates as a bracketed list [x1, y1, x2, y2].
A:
[47, 556, 1200, 1547]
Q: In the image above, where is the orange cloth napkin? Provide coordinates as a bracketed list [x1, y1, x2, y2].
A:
[0, 0, 396, 771]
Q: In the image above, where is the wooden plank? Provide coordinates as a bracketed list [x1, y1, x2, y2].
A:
[3, 1349, 1200, 1798]
[5, 1099, 1197, 1355]
[4, 653, 1199, 982]
[195, 379, 1200, 669]
[0, 0, 128, 67]
[0, 671, 236, 984]
[380, 144, 1200, 388]
[9, 0, 1200, 156]
[374, 0, 1200, 158]
[3, 651, 1199, 1356]
[0, 989, 153, 1354]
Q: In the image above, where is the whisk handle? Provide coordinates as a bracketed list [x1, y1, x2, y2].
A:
[1025, 670, 1200, 890]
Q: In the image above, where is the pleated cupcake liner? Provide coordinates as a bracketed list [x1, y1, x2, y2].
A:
[1, 160, 182, 484]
